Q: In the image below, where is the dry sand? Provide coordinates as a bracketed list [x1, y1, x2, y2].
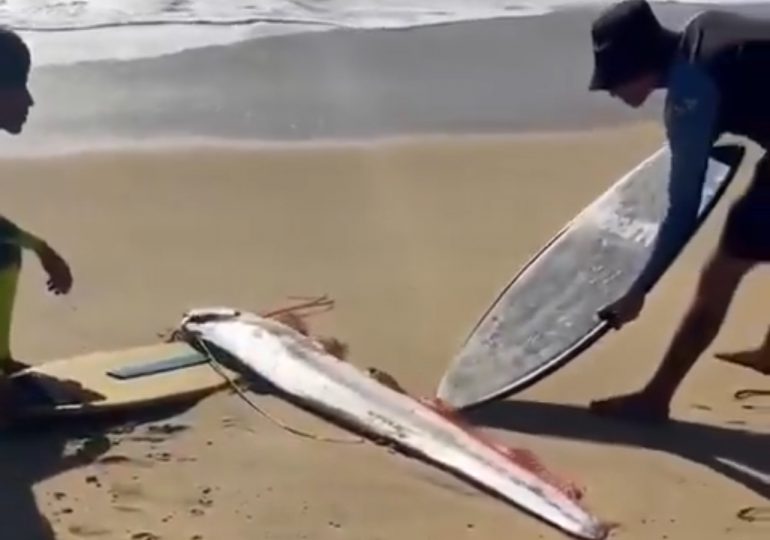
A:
[0, 122, 767, 540]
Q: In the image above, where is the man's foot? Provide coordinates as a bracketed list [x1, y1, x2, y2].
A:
[589, 391, 670, 424]
[715, 349, 770, 375]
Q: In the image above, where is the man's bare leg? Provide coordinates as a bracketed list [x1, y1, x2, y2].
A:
[0, 260, 25, 373]
[590, 250, 755, 423]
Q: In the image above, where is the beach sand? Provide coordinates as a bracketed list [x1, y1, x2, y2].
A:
[0, 120, 767, 540]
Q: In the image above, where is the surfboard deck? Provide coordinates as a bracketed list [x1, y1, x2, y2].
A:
[5, 342, 234, 421]
[437, 143, 746, 410]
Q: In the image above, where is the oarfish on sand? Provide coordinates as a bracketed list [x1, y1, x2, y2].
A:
[177, 307, 612, 540]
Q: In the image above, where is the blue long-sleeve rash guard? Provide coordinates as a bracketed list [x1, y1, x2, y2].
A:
[633, 55, 721, 294]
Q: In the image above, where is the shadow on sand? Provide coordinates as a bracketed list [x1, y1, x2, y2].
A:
[0, 397, 207, 540]
[466, 399, 769, 505]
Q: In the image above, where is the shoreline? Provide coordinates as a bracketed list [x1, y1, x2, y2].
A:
[0, 120, 666, 159]
[0, 6, 695, 153]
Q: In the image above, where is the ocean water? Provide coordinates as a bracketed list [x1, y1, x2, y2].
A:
[0, 0, 759, 66]
[0, 0, 764, 152]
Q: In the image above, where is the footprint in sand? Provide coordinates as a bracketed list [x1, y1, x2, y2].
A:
[113, 505, 145, 514]
[147, 423, 189, 436]
[185, 486, 215, 517]
[737, 506, 770, 523]
[221, 417, 238, 428]
[142, 451, 197, 464]
[68, 524, 112, 537]
[110, 481, 146, 502]
[144, 451, 174, 462]
[97, 454, 153, 467]
[85, 475, 102, 488]
[128, 423, 190, 444]
[131, 435, 172, 444]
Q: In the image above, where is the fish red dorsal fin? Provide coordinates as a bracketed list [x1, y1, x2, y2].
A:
[495, 445, 585, 502]
[418, 398, 587, 503]
[415, 397, 587, 503]
[421, 397, 462, 418]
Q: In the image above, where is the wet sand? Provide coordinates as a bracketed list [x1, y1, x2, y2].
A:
[0, 122, 766, 539]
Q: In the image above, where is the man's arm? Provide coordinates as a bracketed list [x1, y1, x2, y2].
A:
[0, 216, 45, 251]
[631, 61, 720, 295]
[0, 215, 72, 294]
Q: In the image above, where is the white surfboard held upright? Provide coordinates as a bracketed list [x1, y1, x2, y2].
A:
[178, 308, 611, 540]
[437, 144, 745, 409]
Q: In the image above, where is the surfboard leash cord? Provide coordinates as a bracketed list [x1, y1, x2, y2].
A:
[191, 333, 366, 446]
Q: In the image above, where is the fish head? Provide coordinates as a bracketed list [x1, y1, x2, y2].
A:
[181, 307, 243, 327]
